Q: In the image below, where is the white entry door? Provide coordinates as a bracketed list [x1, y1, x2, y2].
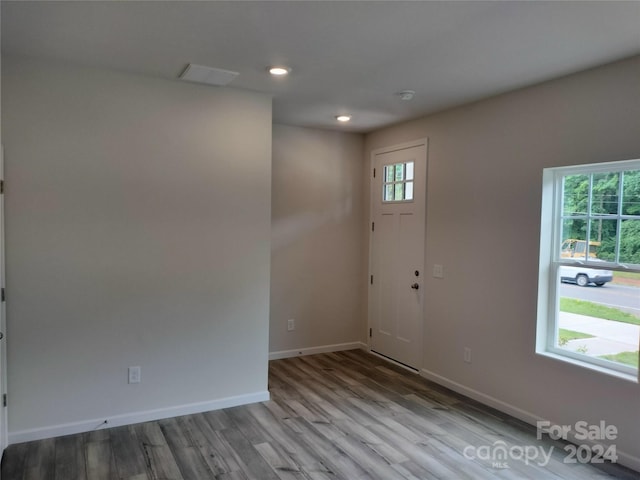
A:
[369, 140, 427, 370]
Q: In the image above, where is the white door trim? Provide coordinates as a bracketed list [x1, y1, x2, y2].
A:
[0, 145, 7, 454]
[367, 138, 428, 369]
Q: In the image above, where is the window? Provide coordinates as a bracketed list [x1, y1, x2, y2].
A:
[383, 162, 414, 202]
[537, 159, 640, 381]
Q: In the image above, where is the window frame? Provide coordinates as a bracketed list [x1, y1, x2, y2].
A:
[536, 158, 640, 382]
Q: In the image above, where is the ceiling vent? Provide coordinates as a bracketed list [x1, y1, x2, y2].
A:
[179, 64, 239, 87]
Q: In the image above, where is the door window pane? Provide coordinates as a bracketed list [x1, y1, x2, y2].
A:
[395, 164, 404, 181]
[394, 183, 403, 201]
[406, 162, 414, 181]
[385, 165, 394, 182]
[382, 162, 414, 203]
[405, 181, 414, 200]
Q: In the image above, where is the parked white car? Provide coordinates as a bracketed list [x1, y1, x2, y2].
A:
[559, 264, 613, 287]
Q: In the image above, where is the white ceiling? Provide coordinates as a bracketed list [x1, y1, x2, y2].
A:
[3, 1, 640, 133]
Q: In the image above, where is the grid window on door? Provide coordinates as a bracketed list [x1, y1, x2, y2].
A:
[383, 162, 414, 202]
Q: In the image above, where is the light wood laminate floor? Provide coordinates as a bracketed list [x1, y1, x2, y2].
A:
[1, 350, 637, 479]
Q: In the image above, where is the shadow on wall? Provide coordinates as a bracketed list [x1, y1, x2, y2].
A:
[271, 194, 353, 251]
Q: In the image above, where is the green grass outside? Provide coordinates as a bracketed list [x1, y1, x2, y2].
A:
[611, 271, 640, 287]
[612, 271, 640, 281]
[559, 297, 640, 325]
[558, 329, 594, 343]
[599, 351, 639, 368]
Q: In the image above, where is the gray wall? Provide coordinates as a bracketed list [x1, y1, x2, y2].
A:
[270, 125, 365, 354]
[364, 55, 640, 466]
[2, 56, 272, 436]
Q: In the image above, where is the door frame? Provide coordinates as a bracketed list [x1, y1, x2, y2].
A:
[0, 145, 7, 454]
[367, 138, 428, 369]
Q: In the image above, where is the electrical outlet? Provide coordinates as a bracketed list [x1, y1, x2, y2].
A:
[128, 366, 141, 384]
[287, 319, 295, 331]
[464, 347, 472, 364]
[433, 264, 444, 278]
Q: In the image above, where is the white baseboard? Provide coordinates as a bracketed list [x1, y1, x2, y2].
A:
[269, 341, 367, 360]
[420, 368, 640, 473]
[8, 390, 270, 445]
[420, 368, 542, 425]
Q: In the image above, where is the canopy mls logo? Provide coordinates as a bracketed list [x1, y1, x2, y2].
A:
[463, 420, 619, 469]
[463, 440, 553, 469]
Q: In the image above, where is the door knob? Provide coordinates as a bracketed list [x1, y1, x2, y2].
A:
[411, 283, 419, 290]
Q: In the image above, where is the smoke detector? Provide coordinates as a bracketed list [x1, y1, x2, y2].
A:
[396, 90, 416, 101]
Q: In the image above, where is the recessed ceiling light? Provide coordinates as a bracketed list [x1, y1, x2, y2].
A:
[269, 66, 291, 76]
[335, 115, 352, 123]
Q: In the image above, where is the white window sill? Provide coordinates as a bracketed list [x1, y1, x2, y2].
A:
[536, 349, 639, 384]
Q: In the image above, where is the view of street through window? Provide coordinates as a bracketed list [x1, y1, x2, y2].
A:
[558, 273, 640, 369]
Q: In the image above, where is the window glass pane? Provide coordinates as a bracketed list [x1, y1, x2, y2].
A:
[563, 174, 589, 216]
[622, 170, 640, 216]
[405, 181, 414, 200]
[560, 220, 587, 261]
[394, 183, 403, 201]
[589, 219, 617, 262]
[406, 162, 414, 181]
[382, 162, 415, 203]
[384, 184, 393, 202]
[385, 165, 394, 182]
[619, 219, 640, 265]
[557, 267, 638, 371]
[591, 172, 619, 215]
[395, 163, 404, 181]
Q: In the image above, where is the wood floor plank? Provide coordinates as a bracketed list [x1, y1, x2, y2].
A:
[54, 434, 87, 480]
[253, 442, 306, 480]
[218, 426, 281, 480]
[110, 425, 148, 480]
[366, 421, 478, 480]
[312, 424, 402, 480]
[335, 418, 408, 464]
[390, 460, 439, 480]
[224, 406, 273, 446]
[281, 416, 370, 480]
[246, 403, 322, 468]
[2, 350, 638, 480]
[85, 439, 116, 480]
[22, 438, 55, 480]
[2, 442, 29, 480]
[159, 417, 215, 480]
[299, 381, 379, 427]
[134, 421, 184, 480]
[182, 413, 241, 476]
[202, 409, 235, 432]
